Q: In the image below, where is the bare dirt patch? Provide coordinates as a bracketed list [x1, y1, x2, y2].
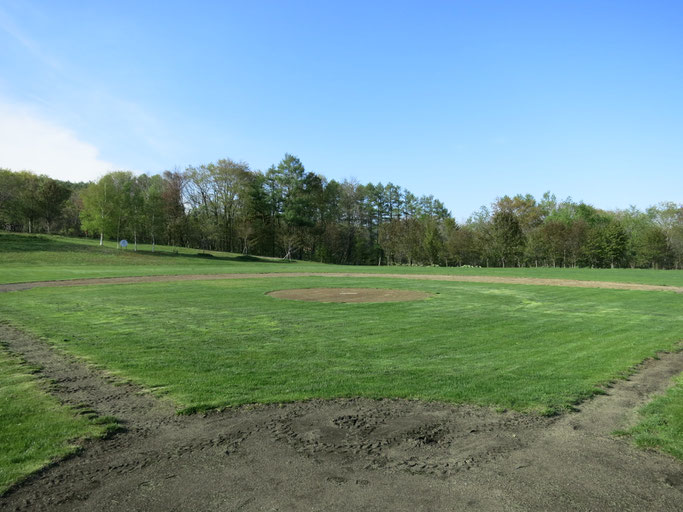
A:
[1, 324, 682, 511]
[267, 287, 431, 303]
[1, 272, 682, 293]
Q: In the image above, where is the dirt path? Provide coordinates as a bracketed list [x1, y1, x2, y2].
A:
[1, 325, 682, 511]
[1, 271, 682, 293]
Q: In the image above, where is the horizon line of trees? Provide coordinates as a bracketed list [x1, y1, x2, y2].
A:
[1, 158, 682, 269]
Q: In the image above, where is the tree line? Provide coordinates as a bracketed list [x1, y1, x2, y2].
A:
[1, 157, 682, 269]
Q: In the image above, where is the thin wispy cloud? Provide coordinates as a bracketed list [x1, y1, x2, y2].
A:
[0, 3, 174, 176]
[0, 5, 61, 71]
[0, 101, 115, 182]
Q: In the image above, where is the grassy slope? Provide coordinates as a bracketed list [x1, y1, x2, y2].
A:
[0, 346, 114, 494]
[627, 374, 683, 459]
[1, 277, 681, 416]
[2, 232, 683, 286]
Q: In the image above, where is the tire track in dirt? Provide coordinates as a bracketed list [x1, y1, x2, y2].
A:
[1, 271, 682, 293]
[1, 324, 682, 511]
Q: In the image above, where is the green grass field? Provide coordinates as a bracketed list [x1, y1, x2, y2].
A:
[0, 346, 114, 494]
[627, 373, 683, 460]
[0, 232, 681, 492]
[2, 278, 682, 414]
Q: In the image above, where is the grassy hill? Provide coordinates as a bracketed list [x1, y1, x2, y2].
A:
[2, 232, 683, 286]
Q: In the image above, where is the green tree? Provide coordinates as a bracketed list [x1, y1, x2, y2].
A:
[493, 194, 543, 235]
[444, 222, 478, 266]
[209, 159, 251, 252]
[649, 202, 683, 269]
[422, 217, 444, 265]
[584, 218, 627, 268]
[36, 177, 71, 234]
[17, 172, 42, 233]
[0, 169, 23, 230]
[491, 210, 525, 267]
[636, 226, 670, 269]
[161, 170, 186, 248]
[80, 176, 113, 245]
[80, 172, 135, 246]
[538, 220, 568, 267]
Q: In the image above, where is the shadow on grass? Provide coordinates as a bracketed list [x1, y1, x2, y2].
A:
[0, 234, 97, 253]
[0, 233, 296, 265]
[142, 249, 295, 264]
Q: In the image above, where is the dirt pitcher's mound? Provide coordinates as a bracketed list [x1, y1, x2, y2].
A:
[267, 287, 431, 303]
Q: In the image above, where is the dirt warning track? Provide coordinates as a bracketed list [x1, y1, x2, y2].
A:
[1, 324, 682, 511]
[1, 271, 682, 293]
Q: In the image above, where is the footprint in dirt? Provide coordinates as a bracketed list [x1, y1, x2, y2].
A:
[269, 402, 543, 479]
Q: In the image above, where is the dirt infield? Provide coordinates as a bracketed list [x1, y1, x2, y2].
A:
[1, 271, 683, 293]
[1, 324, 682, 511]
[267, 287, 432, 302]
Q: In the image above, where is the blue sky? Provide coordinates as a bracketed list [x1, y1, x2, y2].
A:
[1, 1, 682, 219]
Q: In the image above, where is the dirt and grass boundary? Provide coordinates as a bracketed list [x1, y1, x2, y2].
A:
[1, 323, 682, 510]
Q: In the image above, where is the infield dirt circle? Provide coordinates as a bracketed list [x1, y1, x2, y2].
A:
[266, 287, 431, 303]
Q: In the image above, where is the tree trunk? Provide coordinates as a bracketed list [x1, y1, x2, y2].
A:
[99, 232, 103, 246]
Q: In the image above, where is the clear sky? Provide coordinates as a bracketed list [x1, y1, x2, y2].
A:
[1, 0, 682, 220]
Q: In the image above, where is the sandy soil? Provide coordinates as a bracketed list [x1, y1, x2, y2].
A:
[1, 324, 682, 511]
[1, 271, 682, 293]
[267, 287, 431, 302]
